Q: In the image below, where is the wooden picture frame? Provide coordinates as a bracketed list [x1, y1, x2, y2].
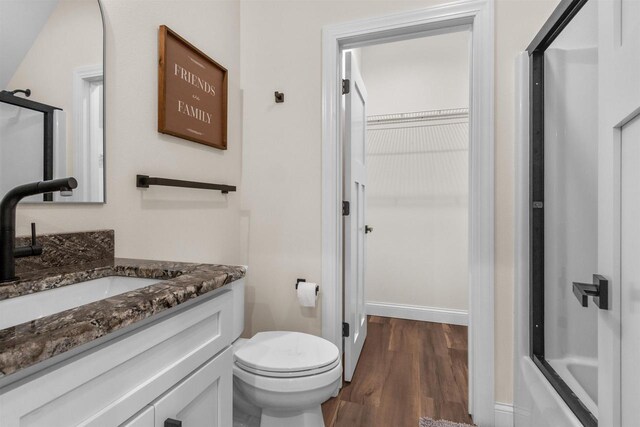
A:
[158, 25, 228, 150]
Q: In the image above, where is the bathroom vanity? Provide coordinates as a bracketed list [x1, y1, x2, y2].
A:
[0, 230, 246, 427]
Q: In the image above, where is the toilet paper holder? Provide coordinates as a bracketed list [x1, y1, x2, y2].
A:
[296, 278, 319, 296]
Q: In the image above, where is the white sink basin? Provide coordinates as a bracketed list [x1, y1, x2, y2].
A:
[0, 276, 163, 330]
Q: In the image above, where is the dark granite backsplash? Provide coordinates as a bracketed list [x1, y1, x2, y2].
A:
[15, 230, 114, 274]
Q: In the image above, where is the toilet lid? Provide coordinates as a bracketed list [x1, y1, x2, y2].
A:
[234, 331, 340, 376]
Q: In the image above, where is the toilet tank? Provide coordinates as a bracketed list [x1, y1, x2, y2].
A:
[229, 276, 245, 341]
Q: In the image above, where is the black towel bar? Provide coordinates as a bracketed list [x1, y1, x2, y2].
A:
[136, 175, 236, 194]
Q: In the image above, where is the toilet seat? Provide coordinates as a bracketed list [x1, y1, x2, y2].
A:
[233, 331, 340, 378]
[236, 357, 341, 378]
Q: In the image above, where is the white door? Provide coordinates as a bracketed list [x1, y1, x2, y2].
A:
[343, 51, 368, 382]
[599, 0, 640, 426]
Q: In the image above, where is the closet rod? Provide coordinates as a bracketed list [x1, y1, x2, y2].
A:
[367, 108, 469, 125]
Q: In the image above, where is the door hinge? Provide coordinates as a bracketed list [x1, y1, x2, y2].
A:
[342, 322, 350, 338]
[342, 201, 350, 216]
[342, 79, 350, 95]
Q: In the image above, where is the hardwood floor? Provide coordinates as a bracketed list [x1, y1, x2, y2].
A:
[321, 316, 473, 427]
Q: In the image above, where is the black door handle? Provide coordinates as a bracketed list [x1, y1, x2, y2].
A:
[572, 274, 609, 310]
[365, 225, 373, 234]
[164, 419, 182, 427]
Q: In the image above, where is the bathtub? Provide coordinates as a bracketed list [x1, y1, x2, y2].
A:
[547, 357, 598, 417]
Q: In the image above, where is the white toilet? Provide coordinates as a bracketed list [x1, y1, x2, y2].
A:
[229, 279, 342, 427]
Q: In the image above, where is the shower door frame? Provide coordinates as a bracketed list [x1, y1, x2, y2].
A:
[0, 91, 59, 201]
[526, 0, 597, 425]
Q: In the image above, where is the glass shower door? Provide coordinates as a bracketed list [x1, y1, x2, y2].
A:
[543, 0, 599, 417]
[528, 0, 600, 425]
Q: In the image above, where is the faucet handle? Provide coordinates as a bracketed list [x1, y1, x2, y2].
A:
[29, 222, 42, 255]
[13, 223, 43, 259]
[31, 222, 37, 246]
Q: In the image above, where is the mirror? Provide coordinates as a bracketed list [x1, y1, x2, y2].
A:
[0, 0, 104, 203]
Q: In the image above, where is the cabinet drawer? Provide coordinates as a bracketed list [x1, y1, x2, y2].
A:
[154, 347, 233, 427]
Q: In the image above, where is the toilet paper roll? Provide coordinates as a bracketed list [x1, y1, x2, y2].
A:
[297, 281, 318, 307]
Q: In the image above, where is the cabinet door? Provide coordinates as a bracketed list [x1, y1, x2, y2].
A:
[120, 406, 154, 427]
[153, 347, 233, 427]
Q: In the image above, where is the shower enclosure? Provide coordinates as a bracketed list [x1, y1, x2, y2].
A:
[516, 0, 602, 426]
[517, 0, 640, 425]
[529, 1, 599, 425]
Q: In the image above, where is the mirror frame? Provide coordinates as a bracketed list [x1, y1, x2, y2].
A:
[97, 0, 106, 205]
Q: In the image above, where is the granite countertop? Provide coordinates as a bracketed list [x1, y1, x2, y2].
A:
[0, 240, 246, 379]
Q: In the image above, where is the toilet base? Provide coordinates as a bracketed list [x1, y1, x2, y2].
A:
[260, 406, 325, 427]
[233, 410, 260, 427]
[233, 403, 326, 427]
[233, 386, 261, 427]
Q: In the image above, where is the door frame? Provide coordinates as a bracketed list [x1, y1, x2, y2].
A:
[321, 0, 495, 424]
[72, 64, 104, 203]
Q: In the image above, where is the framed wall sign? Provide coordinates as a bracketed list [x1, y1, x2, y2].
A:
[158, 25, 228, 150]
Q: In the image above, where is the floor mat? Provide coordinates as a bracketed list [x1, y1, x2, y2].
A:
[419, 417, 476, 427]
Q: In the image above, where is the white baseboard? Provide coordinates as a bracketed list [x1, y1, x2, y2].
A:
[494, 402, 514, 427]
[365, 302, 468, 326]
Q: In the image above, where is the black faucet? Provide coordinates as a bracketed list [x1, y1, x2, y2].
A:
[0, 177, 78, 283]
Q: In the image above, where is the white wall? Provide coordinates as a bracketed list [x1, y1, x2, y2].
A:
[0, 0, 59, 89]
[360, 32, 470, 115]
[365, 203, 469, 310]
[239, 0, 462, 341]
[8, 0, 564, 406]
[240, 0, 561, 404]
[359, 33, 470, 313]
[16, 0, 243, 268]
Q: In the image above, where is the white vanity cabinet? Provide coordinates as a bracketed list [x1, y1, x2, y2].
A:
[0, 279, 245, 427]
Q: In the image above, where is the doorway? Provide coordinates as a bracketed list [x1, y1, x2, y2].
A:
[359, 32, 471, 328]
[321, 1, 495, 424]
[336, 24, 472, 426]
